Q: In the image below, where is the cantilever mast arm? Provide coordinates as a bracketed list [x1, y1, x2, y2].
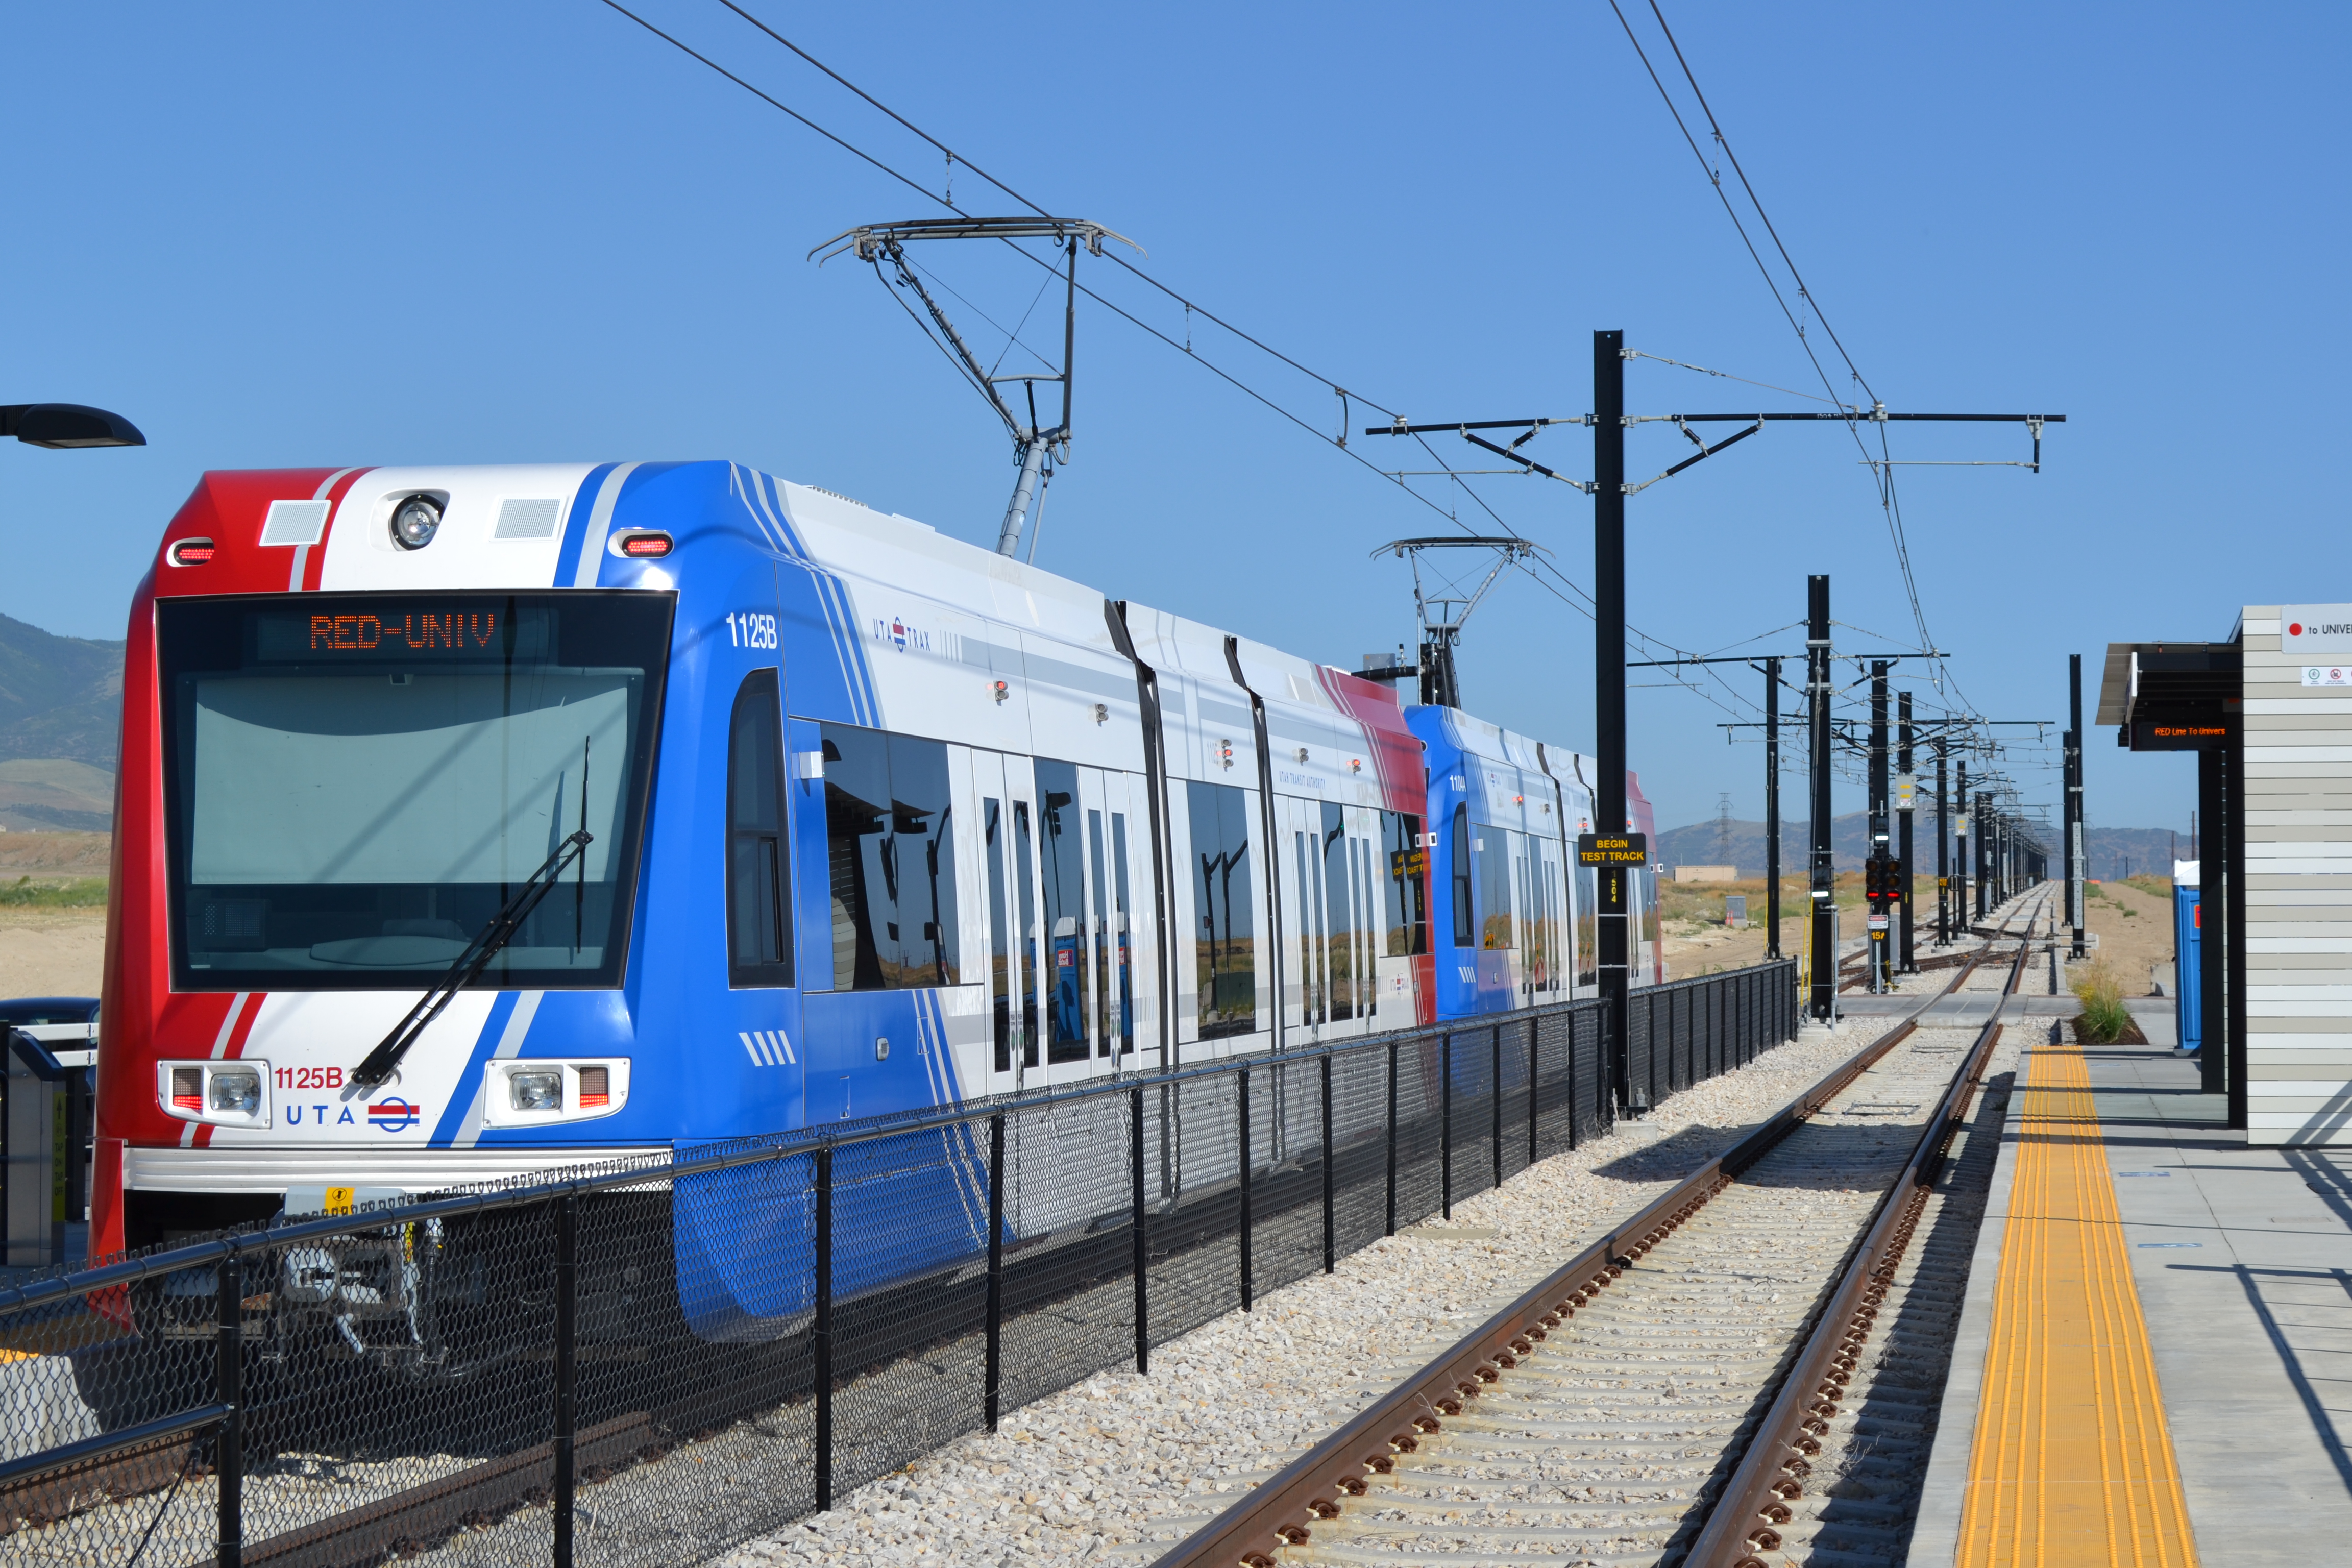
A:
[350, 830, 594, 1090]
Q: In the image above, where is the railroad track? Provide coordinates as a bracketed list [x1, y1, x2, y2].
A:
[1158, 889, 2053, 1568]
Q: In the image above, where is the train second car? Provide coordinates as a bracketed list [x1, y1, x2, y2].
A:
[94, 459, 1660, 1342]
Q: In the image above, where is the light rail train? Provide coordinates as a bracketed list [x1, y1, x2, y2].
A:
[91, 460, 1661, 1344]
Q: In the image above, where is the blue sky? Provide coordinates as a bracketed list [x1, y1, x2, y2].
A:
[2, 2, 2342, 840]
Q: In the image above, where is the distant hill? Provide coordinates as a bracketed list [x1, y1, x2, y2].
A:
[1657, 814, 2190, 881]
[0, 611, 122, 771]
[0, 759, 114, 833]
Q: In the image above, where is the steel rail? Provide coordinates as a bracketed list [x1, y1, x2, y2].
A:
[1685, 893, 2044, 1566]
[1148, 906, 2027, 1568]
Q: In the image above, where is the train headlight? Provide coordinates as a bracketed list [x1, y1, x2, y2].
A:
[210, 1068, 261, 1114]
[390, 496, 442, 550]
[509, 1069, 562, 1112]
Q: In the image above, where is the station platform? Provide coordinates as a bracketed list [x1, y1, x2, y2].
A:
[1914, 1008, 2352, 1565]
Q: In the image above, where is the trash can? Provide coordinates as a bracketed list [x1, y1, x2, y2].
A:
[2172, 860, 2201, 1056]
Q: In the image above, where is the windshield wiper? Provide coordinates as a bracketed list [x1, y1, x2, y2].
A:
[350, 829, 593, 1091]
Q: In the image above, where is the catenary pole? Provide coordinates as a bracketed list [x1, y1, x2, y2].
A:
[1807, 576, 1835, 1022]
[1898, 690, 1915, 973]
[1868, 661, 1890, 992]
[1934, 741, 1949, 945]
[1765, 657, 1781, 960]
[2069, 652, 2087, 958]
[1594, 330, 1631, 1107]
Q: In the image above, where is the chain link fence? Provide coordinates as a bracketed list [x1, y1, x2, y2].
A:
[0, 960, 1794, 1566]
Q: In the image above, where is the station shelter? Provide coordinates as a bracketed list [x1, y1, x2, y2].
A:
[2101, 603, 2352, 1143]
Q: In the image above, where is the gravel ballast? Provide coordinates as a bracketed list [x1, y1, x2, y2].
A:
[717, 964, 1995, 1567]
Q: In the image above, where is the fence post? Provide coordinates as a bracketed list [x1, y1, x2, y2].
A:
[814, 1144, 834, 1511]
[553, 1193, 578, 1568]
[216, 1246, 242, 1568]
[1527, 1019, 1539, 1168]
[988, 1113, 1007, 1423]
[1320, 1053, 1335, 1273]
[1440, 1033, 1453, 1221]
[1237, 1066, 1253, 1312]
[1130, 1091, 1147, 1374]
[1490, 1025, 1503, 1191]
[1384, 1039, 1399, 1237]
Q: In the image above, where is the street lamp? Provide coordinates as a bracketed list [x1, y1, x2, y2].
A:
[0, 404, 144, 449]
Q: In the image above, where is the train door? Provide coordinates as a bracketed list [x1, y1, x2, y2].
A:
[974, 752, 1039, 1094]
[1536, 837, 1567, 997]
[1375, 810, 1428, 1021]
[1031, 758, 1144, 1085]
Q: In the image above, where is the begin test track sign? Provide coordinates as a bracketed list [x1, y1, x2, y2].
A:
[1576, 833, 1649, 867]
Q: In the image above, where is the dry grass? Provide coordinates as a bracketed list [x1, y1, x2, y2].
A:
[2071, 954, 2133, 1043]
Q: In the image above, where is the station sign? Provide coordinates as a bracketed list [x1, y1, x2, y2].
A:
[2131, 720, 2231, 751]
[2282, 605, 2352, 656]
[1576, 832, 1648, 867]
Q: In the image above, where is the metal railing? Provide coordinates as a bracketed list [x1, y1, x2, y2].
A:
[0, 959, 1794, 1567]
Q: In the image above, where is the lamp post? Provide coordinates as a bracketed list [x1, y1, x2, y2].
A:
[0, 404, 144, 449]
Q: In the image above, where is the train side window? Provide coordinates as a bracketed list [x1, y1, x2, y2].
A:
[726, 669, 792, 987]
[1189, 779, 1257, 1039]
[1111, 812, 1134, 1054]
[1089, 807, 1112, 1057]
[1013, 800, 1039, 1066]
[1575, 865, 1599, 987]
[1450, 806, 1474, 948]
[1381, 810, 1427, 957]
[1477, 829, 1515, 950]
[1322, 803, 1355, 1021]
[818, 722, 961, 991]
[1035, 758, 1091, 1064]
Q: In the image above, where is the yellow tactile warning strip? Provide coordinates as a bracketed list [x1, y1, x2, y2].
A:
[1957, 1042, 2198, 1566]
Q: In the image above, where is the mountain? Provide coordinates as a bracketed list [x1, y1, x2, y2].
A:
[0, 758, 115, 832]
[1656, 813, 2190, 881]
[0, 611, 123, 772]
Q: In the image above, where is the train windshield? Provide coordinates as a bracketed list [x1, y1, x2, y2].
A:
[157, 591, 674, 990]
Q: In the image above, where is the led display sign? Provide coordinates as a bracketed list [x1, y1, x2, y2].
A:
[254, 606, 554, 663]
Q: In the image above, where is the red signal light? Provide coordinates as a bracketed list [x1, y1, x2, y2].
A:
[616, 531, 673, 559]
[169, 538, 217, 566]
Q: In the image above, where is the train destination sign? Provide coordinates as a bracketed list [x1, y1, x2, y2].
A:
[255, 604, 554, 663]
[1576, 832, 1648, 867]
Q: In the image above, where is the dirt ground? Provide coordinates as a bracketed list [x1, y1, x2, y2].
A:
[2072, 876, 2179, 997]
[0, 909, 106, 999]
[1658, 873, 1963, 977]
[0, 832, 111, 999]
[0, 830, 110, 875]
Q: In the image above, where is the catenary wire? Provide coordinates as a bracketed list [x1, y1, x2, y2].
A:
[609, 0, 1810, 733]
[1612, 0, 1964, 715]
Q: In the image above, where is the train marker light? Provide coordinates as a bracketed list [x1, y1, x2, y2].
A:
[169, 537, 216, 566]
[390, 495, 442, 550]
[510, 1069, 562, 1111]
[171, 1066, 202, 1111]
[578, 1064, 610, 1109]
[616, 531, 673, 558]
[210, 1068, 261, 1114]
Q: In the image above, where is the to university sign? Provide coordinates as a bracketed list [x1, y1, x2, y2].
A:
[2281, 605, 2352, 655]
